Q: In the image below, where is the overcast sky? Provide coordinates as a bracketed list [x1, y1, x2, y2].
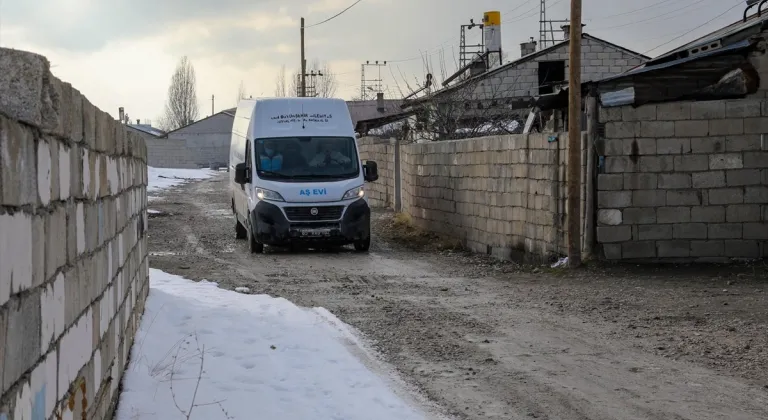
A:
[0, 0, 748, 124]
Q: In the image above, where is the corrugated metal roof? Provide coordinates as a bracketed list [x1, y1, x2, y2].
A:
[127, 124, 165, 137]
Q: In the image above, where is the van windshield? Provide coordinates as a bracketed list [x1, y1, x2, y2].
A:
[254, 136, 359, 181]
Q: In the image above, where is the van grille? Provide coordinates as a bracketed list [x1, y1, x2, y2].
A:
[284, 206, 344, 221]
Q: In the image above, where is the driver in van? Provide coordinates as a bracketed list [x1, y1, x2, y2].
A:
[308, 138, 351, 167]
[259, 139, 283, 171]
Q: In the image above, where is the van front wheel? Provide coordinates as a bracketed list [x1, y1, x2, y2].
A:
[354, 237, 371, 252]
[247, 222, 264, 254]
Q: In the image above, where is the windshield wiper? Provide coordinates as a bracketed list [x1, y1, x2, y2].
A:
[257, 170, 290, 178]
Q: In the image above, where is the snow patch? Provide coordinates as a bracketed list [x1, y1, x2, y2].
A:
[148, 167, 216, 192]
[116, 269, 430, 420]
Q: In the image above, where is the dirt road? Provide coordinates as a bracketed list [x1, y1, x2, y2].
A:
[147, 173, 768, 420]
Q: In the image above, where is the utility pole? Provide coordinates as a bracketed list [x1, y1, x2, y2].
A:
[300, 17, 307, 97]
[211, 95, 214, 115]
[567, 0, 582, 267]
[360, 60, 387, 100]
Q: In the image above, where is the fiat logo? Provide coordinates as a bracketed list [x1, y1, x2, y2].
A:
[310, 207, 319, 216]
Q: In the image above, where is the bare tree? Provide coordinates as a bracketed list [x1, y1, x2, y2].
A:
[288, 69, 299, 97]
[274, 65, 288, 97]
[236, 80, 247, 104]
[311, 59, 338, 98]
[161, 56, 199, 131]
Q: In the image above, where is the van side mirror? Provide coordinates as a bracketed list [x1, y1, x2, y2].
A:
[364, 160, 378, 182]
[234, 162, 250, 184]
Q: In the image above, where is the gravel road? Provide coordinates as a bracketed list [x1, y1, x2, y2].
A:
[147, 173, 768, 420]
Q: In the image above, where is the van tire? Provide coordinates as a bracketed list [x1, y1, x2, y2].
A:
[247, 222, 264, 254]
[235, 219, 247, 239]
[353, 237, 371, 252]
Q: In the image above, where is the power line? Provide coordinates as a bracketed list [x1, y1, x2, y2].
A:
[641, 0, 744, 56]
[586, 0, 677, 20]
[590, 0, 712, 31]
[305, 0, 365, 28]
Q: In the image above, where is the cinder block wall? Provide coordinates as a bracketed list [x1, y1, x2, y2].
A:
[145, 137, 198, 169]
[359, 134, 587, 261]
[357, 138, 395, 207]
[0, 48, 149, 419]
[597, 99, 768, 261]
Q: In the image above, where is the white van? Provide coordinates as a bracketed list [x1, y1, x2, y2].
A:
[229, 97, 379, 253]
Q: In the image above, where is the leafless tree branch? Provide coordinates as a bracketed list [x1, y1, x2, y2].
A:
[161, 56, 199, 131]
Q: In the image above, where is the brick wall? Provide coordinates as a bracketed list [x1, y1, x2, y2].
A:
[356, 137, 396, 208]
[0, 48, 149, 419]
[597, 98, 768, 261]
[359, 134, 587, 261]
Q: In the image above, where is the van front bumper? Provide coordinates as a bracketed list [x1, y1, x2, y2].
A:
[250, 199, 370, 246]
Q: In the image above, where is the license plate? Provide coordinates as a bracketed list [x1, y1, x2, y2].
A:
[298, 228, 331, 237]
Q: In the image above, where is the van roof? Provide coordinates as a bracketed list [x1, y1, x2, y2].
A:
[236, 97, 354, 139]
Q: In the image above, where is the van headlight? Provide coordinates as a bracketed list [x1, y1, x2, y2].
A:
[256, 188, 285, 202]
[342, 186, 365, 200]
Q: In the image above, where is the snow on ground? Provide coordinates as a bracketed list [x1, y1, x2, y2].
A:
[116, 269, 430, 420]
[148, 166, 216, 193]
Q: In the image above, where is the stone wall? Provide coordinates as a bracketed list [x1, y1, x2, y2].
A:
[597, 99, 768, 261]
[358, 134, 587, 261]
[356, 137, 396, 208]
[0, 48, 149, 419]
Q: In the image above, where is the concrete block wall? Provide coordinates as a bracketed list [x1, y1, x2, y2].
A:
[360, 134, 587, 261]
[597, 98, 768, 261]
[473, 37, 646, 100]
[145, 137, 198, 169]
[0, 48, 149, 419]
[357, 138, 396, 208]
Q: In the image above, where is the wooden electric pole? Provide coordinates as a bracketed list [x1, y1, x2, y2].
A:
[567, 0, 582, 267]
[300, 17, 307, 97]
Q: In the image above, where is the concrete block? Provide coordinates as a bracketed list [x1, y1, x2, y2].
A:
[37, 137, 52, 206]
[690, 241, 725, 257]
[724, 240, 759, 258]
[726, 100, 762, 118]
[95, 110, 110, 153]
[602, 243, 622, 259]
[709, 188, 744, 205]
[674, 121, 708, 137]
[708, 223, 742, 239]
[674, 155, 708, 172]
[725, 169, 761, 186]
[639, 156, 674, 172]
[0, 116, 38, 206]
[710, 153, 744, 170]
[600, 106, 622, 122]
[657, 240, 691, 257]
[624, 173, 657, 190]
[82, 98, 97, 149]
[622, 241, 656, 258]
[45, 205, 67, 281]
[743, 117, 768, 134]
[657, 102, 691, 120]
[622, 105, 656, 121]
[657, 137, 691, 155]
[597, 226, 631, 243]
[2, 289, 42, 393]
[640, 121, 674, 137]
[667, 190, 703, 206]
[691, 206, 725, 223]
[86, 203, 99, 252]
[726, 135, 761, 152]
[638, 225, 672, 240]
[598, 191, 631, 208]
[597, 174, 623, 190]
[709, 119, 744, 136]
[40, 272, 65, 355]
[692, 171, 725, 188]
[0, 48, 52, 128]
[605, 156, 637, 173]
[743, 152, 768, 168]
[726, 204, 762, 222]
[690, 101, 726, 119]
[605, 121, 639, 138]
[597, 209, 622, 226]
[658, 173, 691, 189]
[744, 186, 768, 203]
[70, 144, 83, 198]
[691, 137, 725, 154]
[49, 140, 61, 202]
[623, 207, 656, 224]
[632, 190, 666, 207]
[743, 223, 768, 239]
[658, 207, 691, 223]
[30, 214, 46, 289]
[673, 223, 708, 239]
[0, 212, 33, 306]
